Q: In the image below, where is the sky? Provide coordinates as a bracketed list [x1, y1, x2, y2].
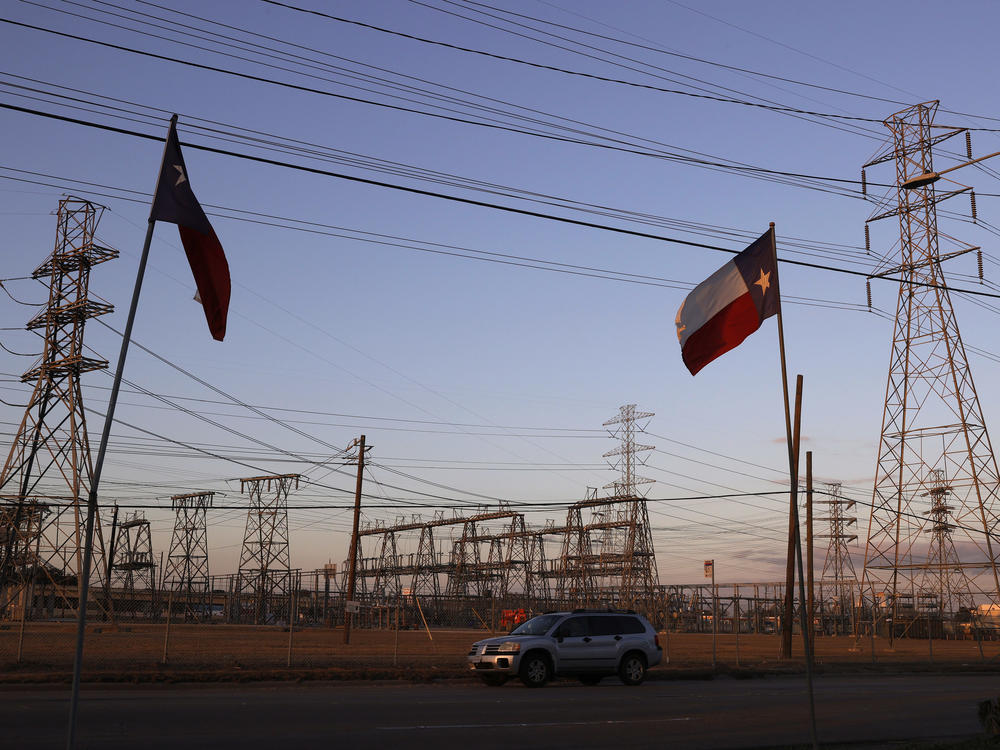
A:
[2, 0, 1000, 586]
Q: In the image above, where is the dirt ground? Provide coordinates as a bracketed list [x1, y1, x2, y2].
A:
[1, 621, 998, 682]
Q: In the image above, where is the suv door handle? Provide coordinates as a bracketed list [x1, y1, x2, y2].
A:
[582, 637, 591, 643]
[614, 635, 622, 641]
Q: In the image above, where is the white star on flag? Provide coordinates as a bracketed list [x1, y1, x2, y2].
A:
[754, 269, 771, 295]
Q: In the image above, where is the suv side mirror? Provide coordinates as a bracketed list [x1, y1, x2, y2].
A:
[552, 627, 566, 642]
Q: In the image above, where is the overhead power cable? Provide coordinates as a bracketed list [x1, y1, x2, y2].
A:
[43, 0, 877, 195]
[405, 0, 882, 141]
[259, 0, 889, 125]
[449, 0, 914, 109]
[5, 101, 1000, 302]
[0, 16, 868, 195]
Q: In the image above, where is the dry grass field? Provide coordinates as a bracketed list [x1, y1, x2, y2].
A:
[2, 621, 998, 682]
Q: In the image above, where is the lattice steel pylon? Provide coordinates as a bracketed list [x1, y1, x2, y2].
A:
[602, 404, 655, 498]
[817, 482, 858, 621]
[599, 405, 658, 609]
[861, 101, 1000, 623]
[109, 511, 154, 619]
[0, 198, 117, 620]
[164, 491, 213, 618]
[919, 469, 976, 614]
[236, 474, 297, 624]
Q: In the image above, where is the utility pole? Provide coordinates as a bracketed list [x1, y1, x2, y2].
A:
[706, 559, 717, 669]
[344, 435, 368, 644]
[806, 452, 814, 636]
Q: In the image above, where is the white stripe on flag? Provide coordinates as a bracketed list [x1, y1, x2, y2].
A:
[675, 260, 749, 348]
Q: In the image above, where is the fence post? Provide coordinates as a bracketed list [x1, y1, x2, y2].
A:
[393, 592, 400, 667]
[734, 585, 740, 667]
[868, 591, 877, 665]
[287, 590, 297, 668]
[926, 610, 933, 663]
[975, 611, 985, 663]
[16, 576, 35, 663]
[162, 589, 173, 664]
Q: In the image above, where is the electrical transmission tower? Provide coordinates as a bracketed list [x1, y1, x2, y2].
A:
[236, 474, 297, 624]
[597, 405, 658, 608]
[164, 491, 213, 619]
[109, 510, 154, 619]
[817, 482, 858, 631]
[0, 198, 117, 620]
[861, 101, 1000, 625]
[603, 404, 655, 498]
[920, 469, 976, 614]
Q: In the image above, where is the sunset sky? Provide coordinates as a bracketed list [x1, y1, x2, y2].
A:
[2, 0, 999, 584]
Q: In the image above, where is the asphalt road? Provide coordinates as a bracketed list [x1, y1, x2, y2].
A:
[6, 673, 998, 749]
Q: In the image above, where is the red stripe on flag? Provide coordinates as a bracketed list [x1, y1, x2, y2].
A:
[178, 225, 230, 342]
[681, 293, 762, 375]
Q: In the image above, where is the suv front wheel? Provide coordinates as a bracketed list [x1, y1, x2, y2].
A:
[519, 652, 552, 688]
[618, 652, 647, 686]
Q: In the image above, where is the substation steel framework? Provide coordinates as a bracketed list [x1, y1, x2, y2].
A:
[347, 405, 660, 613]
[352, 507, 522, 600]
[861, 101, 1000, 624]
[108, 510, 155, 619]
[236, 474, 298, 624]
[0, 198, 117, 621]
[164, 491, 213, 619]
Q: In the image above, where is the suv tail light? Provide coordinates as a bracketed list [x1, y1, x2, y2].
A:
[654, 633, 662, 650]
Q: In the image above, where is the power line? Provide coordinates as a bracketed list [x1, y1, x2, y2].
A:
[260, 0, 890, 126]
[0, 16, 868, 195]
[6, 102, 1000, 302]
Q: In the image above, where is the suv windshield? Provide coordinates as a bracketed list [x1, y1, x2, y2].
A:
[510, 614, 560, 636]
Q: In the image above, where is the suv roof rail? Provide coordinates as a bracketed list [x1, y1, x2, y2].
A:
[570, 608, 637, 614]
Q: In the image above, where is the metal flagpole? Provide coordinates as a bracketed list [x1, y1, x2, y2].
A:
[773, 223, 797, 660]
[66, 115, 176, 750]
[771, 224, 819, 750]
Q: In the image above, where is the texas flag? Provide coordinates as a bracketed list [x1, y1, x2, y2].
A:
[150, 117, 231, 341]
[675, 228, 779, 375]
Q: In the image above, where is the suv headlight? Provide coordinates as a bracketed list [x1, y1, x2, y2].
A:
[498, 641, 521, 654]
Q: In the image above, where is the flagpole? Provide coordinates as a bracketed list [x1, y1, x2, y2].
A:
[66, 115, 176, 750]
[771, 223, 819, 750]
[773, 221, 797, 661]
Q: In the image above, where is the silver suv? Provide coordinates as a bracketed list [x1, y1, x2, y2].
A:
[467, 609, 663, 687]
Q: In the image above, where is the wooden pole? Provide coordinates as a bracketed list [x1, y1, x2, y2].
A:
[806, 452, 814, 637]
[734, 584, 741, 667]
[414, 595, 434, 643]
[711, 564, 717, 670]
[343, 435, 366, 645]
[790, 376, 819, 749]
